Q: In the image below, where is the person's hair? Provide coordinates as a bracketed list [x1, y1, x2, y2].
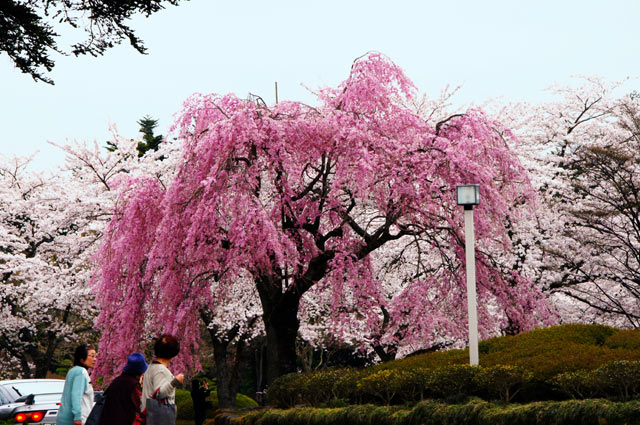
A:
[154, 334, 180, 359]
[73, 344, 95, 367]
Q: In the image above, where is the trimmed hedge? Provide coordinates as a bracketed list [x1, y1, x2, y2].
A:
[555, 360, 640, 401]
[268, 364, 536, 407]
[266, 325, 640, 407]
[214, 399, 640, 425]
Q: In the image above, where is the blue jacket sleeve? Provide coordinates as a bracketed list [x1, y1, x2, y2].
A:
[69, 371, 88, 420]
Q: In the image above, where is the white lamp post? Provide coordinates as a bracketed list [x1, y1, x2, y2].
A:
[456, 184, 480, 366]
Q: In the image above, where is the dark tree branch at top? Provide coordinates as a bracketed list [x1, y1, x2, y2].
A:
[0, 0, 184, 84]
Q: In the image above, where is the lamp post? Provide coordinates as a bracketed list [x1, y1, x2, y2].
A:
[456, 184, 480, 366]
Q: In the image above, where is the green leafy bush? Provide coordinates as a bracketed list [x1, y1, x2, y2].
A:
[553, 360, 640, 402]
[263, 325, 640, 408]
[356, 369, 414, 404]
[605, 329, 640, 350]
[331, 368, 368, 403]
[305, 368, 370, 406]
[267, 372, 306, 408]
[175, 389, 195, 420]
[234, 393, 259, 409]
[476, 365, 533, 402]
[592, 360, 640, 401]
[553, 370, 598, 399]
[426, 364, 480, 400]
[268, 368, 370, 407]
[298, 370, 335, 406]
[405, 368, 432, 401]
[381, 346, 468, 371]
[56, 358, 73, 377]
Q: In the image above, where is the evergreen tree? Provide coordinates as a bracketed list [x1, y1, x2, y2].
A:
[103, 115, 163, 157]
[136, 116, 163, 157]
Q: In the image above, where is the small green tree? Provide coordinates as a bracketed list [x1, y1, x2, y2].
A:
[136, 116, 163, 157]
[105, 115, 164, 157]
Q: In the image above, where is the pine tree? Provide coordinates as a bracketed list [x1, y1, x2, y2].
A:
[136, 116, 163, 157]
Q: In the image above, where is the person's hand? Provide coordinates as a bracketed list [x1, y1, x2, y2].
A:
[203, 381, 209, 389]
[175, 373, 184, 384]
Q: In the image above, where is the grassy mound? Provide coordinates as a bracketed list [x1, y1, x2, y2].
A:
[384, 324, 640, 380]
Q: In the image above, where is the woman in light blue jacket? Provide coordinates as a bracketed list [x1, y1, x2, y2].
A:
[57, 345, 97, 425]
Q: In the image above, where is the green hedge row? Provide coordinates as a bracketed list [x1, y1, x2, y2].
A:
[264, 324, 640, 408]
[213, 399, 640, 425]
[554, 360, 640, 401]
[267, 364, 535, 407]
[267, 361, 640, 407]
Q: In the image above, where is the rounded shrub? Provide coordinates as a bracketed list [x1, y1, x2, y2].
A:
[332, 367, 368, 403]
[356, 369, 414, 404]
[234, 393, 259, 409]
[267, 372, 306, 408]
[299, 369, 342, 406]
[591, 360, 640, 401]
[175, 389, 195, 420]
[405, 368, 432, 401]
[427, 364, 480, 400]
[605, 329, 640, 350]
[553, 370, 598, 399]
[476, 365, 533, 402]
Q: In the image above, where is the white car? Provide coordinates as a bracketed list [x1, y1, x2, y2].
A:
[0, 379, 64, 424]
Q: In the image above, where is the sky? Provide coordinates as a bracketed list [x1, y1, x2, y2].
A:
[1, 0, 639, 171]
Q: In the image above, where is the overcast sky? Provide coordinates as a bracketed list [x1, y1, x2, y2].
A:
[1, 0, 639, 171]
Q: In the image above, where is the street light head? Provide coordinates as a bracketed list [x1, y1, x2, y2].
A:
[456, 184, 480, 207]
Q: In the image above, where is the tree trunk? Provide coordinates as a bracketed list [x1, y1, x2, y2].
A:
[33, 332, 59, 378]
[33, 352, 50, 378]
[19, 355, 32, 378]
[257, 278, 301, 385]
[200, 310, 246, 409]
[256, 251, 336, 385]
[263, 310, 299, 385]
[254, 340, 266, 397]
[210, 337, 243, 408]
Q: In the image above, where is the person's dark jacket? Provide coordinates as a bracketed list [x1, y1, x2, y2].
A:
[98, 371, 142, 425]
[191, 380, 212, 425]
